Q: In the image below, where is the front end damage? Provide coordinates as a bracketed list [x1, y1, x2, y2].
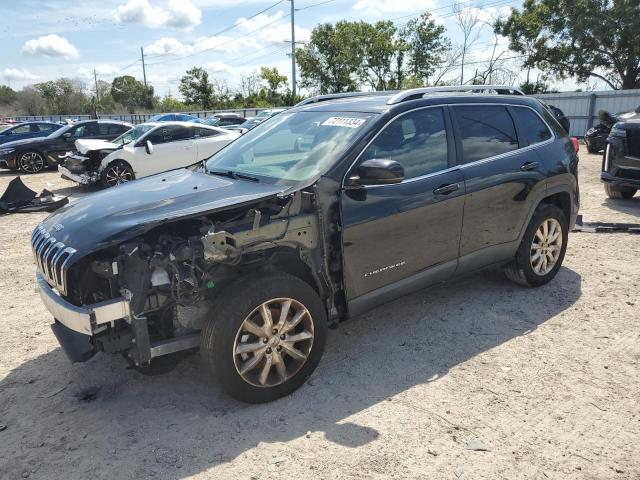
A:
[58, 140, 119, 185]
[34, 184, 343, 368]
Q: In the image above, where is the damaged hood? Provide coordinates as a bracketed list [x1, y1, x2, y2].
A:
[39, 168, 289, 256]
[75, 138, 119, 154]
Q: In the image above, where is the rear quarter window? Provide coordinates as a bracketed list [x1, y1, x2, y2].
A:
[453, 105, 519, 163]
[511, 107, 552, 145]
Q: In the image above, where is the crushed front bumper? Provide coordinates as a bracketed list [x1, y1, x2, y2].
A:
[58, 165, 97, 185]
[37, 272, 131, 362]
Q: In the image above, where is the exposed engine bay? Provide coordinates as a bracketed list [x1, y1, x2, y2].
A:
[66, 187, 342, 367]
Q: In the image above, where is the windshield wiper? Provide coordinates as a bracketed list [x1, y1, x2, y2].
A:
[208, 168, 259, 182]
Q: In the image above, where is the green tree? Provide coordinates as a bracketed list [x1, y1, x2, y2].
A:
[179, 67, 214, 109]
[260, 66, 288, 97]
[111, 75, 153, 113]
[0, 85, 16, 105]
[35, 78, 88, 114]
[495, 0, 640, 89]
[404, 13, 450, 86]
[296, 22, 363, 94]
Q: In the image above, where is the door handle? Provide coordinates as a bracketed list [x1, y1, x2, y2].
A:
[433, 183, 459, 195]
[520, 161, 539, 171]
[184, 146, 193, 150]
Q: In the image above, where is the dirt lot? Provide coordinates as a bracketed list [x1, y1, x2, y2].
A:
[0, 151, 639, 480]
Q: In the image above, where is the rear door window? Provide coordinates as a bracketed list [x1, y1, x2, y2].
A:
[146, 125, 193, 144]
[511, 107, 552, 145]
[453, 106, 519, 163]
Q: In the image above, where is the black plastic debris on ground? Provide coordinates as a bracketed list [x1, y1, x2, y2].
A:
[0, 176, 69, 214]
[573, 214, 640, 234]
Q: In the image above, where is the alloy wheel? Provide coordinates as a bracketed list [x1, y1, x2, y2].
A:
[105, 164, 133, 186]
[19, 152, 45, 173]
[233, 298, 314, 387]
[530, 218, 563, 276]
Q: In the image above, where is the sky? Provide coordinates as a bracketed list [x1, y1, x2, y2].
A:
[0, 0, 593, 98]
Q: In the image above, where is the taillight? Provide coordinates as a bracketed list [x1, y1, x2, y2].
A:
[571, 137, 579, 153]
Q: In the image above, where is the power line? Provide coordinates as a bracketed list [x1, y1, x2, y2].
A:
[145, 0, 288, 61]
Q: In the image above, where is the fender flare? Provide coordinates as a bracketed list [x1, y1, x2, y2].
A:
[516, 183, 576, 243]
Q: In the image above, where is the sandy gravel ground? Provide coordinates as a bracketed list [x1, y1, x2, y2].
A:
[0, 151, 638, 480]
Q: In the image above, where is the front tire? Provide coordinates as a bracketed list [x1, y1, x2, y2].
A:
[604, 183, 636, 199]
[505, 204, 568, 287]
[101, 160, 134, 188]
[18, 151, 46, 173]
[200, 272, 327, 403]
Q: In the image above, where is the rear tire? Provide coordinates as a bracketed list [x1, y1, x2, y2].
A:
[505, 204, 568, 287]
[200, 272, 327, 403]
[604, 183, 636, 199]
[101, 160, 134, 188]
[18, 151, 46, 173]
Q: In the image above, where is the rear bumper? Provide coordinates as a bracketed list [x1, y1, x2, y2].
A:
[601, 171, 640, 189]
[58, 165, 96, 185]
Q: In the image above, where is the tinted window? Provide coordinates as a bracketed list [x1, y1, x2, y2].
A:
[361, 107, 449, 179]
[196, 127, 220, 138]
[146, 125, 192, 144]
[11, 125, 31, 134]
[454, 106, 518, 163]
[37, 123, 58, 133]
[70, 122, 99, 138]
[511, 107, 552, 145]
[100, 123, 128, 135]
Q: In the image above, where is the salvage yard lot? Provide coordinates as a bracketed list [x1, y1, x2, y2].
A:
[0, 152, 638, 480]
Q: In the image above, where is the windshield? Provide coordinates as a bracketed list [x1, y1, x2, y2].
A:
[113, 124, 153, 144]
[205, 111, 374, 186]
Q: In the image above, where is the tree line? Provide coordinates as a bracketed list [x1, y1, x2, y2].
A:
[1, 0, 638, 116]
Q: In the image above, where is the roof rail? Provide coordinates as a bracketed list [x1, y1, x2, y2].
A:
[295, 90, 398, 107]
[386, 85, 525, 105]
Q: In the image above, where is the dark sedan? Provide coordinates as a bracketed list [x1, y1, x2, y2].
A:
[0, 122, 63, 145]
[0, 120, 132, 173]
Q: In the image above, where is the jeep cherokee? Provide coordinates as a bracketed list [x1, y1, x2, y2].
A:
[32, 86, 579, 403]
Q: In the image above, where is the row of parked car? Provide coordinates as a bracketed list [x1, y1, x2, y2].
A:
[0, 108, 287, 187]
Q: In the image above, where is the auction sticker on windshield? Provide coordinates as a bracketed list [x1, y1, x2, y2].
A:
[322, 117, 366, 128]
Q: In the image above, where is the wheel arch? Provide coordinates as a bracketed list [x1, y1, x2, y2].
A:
[518, 185, 576, 243]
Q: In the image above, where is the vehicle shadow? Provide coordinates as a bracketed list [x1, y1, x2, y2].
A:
[0, 267, 582, 479]
[603, 197, 640, 218]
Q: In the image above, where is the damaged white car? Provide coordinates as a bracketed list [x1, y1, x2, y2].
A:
[59, 121, 240, 188]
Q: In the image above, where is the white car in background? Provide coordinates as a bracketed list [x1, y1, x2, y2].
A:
[59, 122, 240, 188]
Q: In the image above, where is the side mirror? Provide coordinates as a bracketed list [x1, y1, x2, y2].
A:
[348, 158, 404, 186]
[63, 132, 71, 140]
[145, 140, 154, 155]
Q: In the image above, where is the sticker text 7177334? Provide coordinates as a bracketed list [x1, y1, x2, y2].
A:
[321, 117, 366, 128]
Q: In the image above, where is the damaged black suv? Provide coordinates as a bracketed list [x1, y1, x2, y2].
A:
[33, 86, 579, 403]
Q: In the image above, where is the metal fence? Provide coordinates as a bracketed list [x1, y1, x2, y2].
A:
[534, 89, 640, 137]
[7, 89, 640, 137]
[6, 108, 267, 125]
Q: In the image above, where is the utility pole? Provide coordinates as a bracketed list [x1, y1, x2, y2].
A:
[93, 69, 100, 102]
[290, 0, 296, 99]
[140, 47, 148, 88]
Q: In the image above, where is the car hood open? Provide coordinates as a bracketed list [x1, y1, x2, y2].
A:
[39, 168, 289, 256]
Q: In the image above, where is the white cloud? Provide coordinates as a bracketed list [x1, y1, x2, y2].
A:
[146, 37, 194, 55]
[2, 68, 39, 81]
[22, 35, 79, 59]
[203, 62, 233, 74]
[114, 0, 201, 30]
[353, 0, 437, 16]
[165, 0, 202, 30]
